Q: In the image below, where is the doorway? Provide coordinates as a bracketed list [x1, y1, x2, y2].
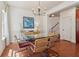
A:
[47, 13, 60, 38]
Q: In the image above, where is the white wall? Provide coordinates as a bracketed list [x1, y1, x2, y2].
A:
[34, 15, 43, 33]
[0, 2, 5, 11]
[0, 2, 5, 56]
[9, 7, 33, 42]
[60, 7, 76, 43]
[47, 16, 60, 34]
[42, 14, 48, 36]
[9, 7, 44, 42]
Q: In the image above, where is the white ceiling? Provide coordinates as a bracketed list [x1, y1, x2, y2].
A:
[7, 1, 63, 11]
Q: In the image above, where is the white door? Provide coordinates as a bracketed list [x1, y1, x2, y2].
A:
[62, 16, 72, 41]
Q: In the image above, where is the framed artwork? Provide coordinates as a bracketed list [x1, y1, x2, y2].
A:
[23, 16, 34, 29]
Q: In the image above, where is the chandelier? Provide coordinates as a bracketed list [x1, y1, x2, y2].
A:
[32, 1, 47, 16]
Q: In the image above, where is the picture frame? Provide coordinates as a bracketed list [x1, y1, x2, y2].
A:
[23, 16, 34, 29]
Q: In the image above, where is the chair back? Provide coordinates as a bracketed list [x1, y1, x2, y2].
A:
[48, 35, 59, 48]
[34, 37, 48, 52]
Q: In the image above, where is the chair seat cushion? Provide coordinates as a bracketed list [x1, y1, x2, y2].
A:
[19, 41, 31, 48]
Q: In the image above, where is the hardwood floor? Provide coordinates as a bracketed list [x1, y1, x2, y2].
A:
[1, 40, 79, 57]
[50, 40, 79, 57]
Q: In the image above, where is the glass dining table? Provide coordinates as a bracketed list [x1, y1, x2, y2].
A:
[19, 33, 56, 42]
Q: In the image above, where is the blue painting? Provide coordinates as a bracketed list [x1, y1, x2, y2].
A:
[23, 16, 34, 29]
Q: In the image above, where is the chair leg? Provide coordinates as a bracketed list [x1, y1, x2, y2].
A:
[8, 49, 13, 57]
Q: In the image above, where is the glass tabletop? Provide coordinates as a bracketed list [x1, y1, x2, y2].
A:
[22, 33, 56, 41]
[17, 32, 57, 42]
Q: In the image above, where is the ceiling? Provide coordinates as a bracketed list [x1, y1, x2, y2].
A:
[7, 1, 63, 11]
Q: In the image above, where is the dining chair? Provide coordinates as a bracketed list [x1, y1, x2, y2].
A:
[14, 35, 34, 57]
[30, 37, 49, 53]
[48, 35, 59, 48]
